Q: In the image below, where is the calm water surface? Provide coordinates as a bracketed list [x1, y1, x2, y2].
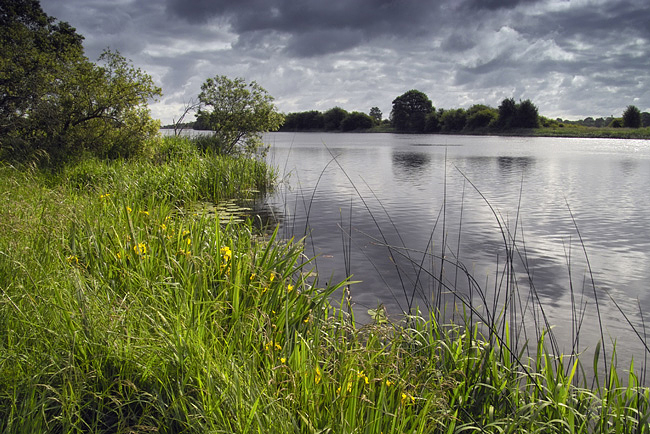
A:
[262, 132, 650, 368]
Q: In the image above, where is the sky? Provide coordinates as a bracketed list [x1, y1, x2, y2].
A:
[40, 0, 650, 125]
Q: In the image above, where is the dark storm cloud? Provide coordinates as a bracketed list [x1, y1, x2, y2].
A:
[166, 0, 441, 56]
[462, 0, 543, 10]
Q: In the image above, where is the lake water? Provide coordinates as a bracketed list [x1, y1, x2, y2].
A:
[262, 132, 650, 373]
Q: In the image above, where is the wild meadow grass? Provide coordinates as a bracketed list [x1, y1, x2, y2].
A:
[1, 136, 649, 432]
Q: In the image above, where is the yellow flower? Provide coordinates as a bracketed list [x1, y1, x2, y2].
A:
[133, 242, 147, 256]
[126, 206, 132, 213]
[314, 366, 322, 384]
[116, 252, 122, 260]
[220, 246, 232, 261]
[385, 380, 393, 387]
[250, 273, 256, 281]
[287, 284, 294, 292]
[160, 223, 167, 231]
[99, 193, 111, 199]
[357, 370, 369, 385]
[139, 210, 149, 216]
[186, 238, 191, 246]
[401, 392, 415, 405]
[262, 286, 269, 294]
[280, 357, 286, 364]
[265, 341, 281, 351]
[182, 230, 190, 237]
[66, 255, 79, 265]
[269, 272, 276, 282]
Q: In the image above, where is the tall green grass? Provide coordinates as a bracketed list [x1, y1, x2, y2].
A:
[1, 136, 649, 432]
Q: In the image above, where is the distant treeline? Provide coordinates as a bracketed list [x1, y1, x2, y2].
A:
[162, 89, 650, 134]
[276, 92, 541, 133]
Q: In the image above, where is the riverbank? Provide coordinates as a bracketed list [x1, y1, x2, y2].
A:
[274, 124, 650, 139]
[1, 136, 648, 432]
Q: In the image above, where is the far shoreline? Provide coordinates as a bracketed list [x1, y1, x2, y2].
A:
[162, 125, 650, 140]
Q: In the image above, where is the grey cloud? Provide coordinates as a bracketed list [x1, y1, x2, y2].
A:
[284, 28, 365, 57]
[40, 0, 650, 122]
[166, 0, 443, 56]
[462, 0, 542, 11]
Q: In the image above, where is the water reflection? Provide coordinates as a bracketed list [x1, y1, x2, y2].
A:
[264, 132, 650, 373]
[390, 150, 432, 184]
[497, 156, 534, 174]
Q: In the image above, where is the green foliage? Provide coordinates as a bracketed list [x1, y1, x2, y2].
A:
[440, 108, 467, 132]
[369, 106, 382, 124]
[424, 110, 442, 132]
[196, 75, 284, 155]
[466, 104, 498, 130]
[0, 1, 161, 166]
[496, 98, 539, 129]
[340, 111, 374, 131]
[280, 110, 325, 131]
[391, 89, 434, 132]
[623, 105, 642, 128]
[609, 118, 624, 128]
[323, 106, 348, 130]
[642, 112, 650, 127]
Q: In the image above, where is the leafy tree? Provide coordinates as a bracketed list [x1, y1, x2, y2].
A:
[440, 108, 467, 132]
[390, 90, 433, 133]
[465, 104, 498, 130]
[323, 107, 348, 130]
[197, 75, 284, 155]
[609, 118, 623, 128]
[281, 111, 324, 131]
[516, 99, 540, 128]
[424, 110, 442, 132]
[642, 112, 650, 128]
[1, 0, 84, 135]
[340, 112, 373, 131]
[496, 98, 518, 129]
[623, 105, 641, 128]
[369, 107, 382, 124]
[495, 98, 539, 129]
[1, 0, 161, 165]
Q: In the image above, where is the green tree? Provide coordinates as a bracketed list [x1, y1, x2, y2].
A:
[281, 111, 323, 131]
[340, 112, 373, 131]
[623, 105, 641, 128]
[609, 118, 623, 128]
[1, 0, 161, 165]
[323, 107, 348, 130]
[496, 98, 518, 129]
[369, 107, 382, 124]
[495, 98, 539, 129]
[390, 90, 433, 132]
[642, 112, 650, 128]
[440, 108, 467, 132]
[516, 99, 540, 128]
[465, 104, 498, 130]
[424, 110, 441, 132]
[197, 75, 284, 155]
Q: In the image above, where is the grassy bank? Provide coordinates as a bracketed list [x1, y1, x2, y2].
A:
[1, 137, 649, 432]
[364, 124, 650, 139]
